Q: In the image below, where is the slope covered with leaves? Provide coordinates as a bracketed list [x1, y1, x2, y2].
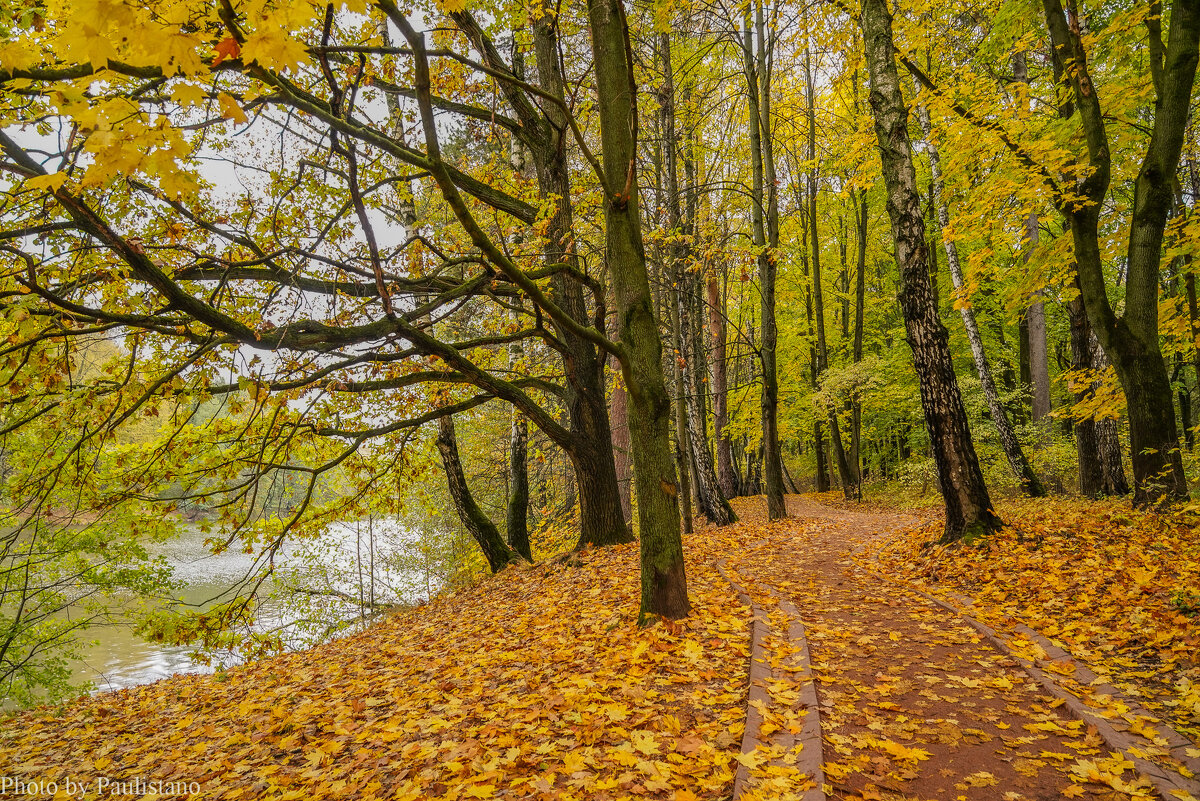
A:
[872, 497, 1200, 743]
[0, 534, 749, 800]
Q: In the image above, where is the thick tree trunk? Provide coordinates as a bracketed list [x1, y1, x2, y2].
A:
[587, 0, 688, 619]
[437, 416, 522, 573]
[506, 414, 531, 561]
[1091, 339, 1131, 497]
[1068, 286, 1130, 497]
[917, 98, 1045, 497]
[452, 11, 631, 548]
[813, 419, 829, 492]
[1042, 0, 1195, 504]
[1068, 292, 1104, 497]
[861, 0, 1002, 542]
[529, 17, 631, 548]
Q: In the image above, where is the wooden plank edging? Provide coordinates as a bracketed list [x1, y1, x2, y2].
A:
[715, 558, 826, 801]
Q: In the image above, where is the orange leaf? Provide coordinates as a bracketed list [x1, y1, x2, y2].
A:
[212, 36, 241, 66]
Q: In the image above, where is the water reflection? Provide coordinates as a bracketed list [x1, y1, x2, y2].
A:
[69, 519, 438, 693]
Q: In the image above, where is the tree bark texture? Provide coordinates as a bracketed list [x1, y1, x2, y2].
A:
[860, 0, 1002, 542]
[507, 323, 532, 561]
[586, 0, 689, 619]
[1068, 292, 1104, 497]
[1091, 338, 1132, 497]
[452, 11, 632, 548]
[917, 99, 1046, 498]
[609, 367, 634, 524]
[745, 2, 786, 519]
[1042, 0, 1195, 504]
[661, 32, 736, 526]
[707, 275, 738, 497]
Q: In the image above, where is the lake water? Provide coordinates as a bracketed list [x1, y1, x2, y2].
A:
[69, 519, 441, 693]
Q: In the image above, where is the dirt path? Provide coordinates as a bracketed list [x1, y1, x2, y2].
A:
[724, 496, 1165, 801]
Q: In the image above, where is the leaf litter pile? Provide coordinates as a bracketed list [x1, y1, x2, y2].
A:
[0, 536, 750, 800]
[2, 494, 1198, 801]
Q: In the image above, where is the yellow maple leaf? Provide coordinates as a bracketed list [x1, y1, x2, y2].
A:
[734, 749, 766, 770]
[240, 28, 309, 73]
[23, 172, 66, 193]
[1062, 785, 1085, 798]
[171, 83, 208, 107]
[217, 93, 248, 125]
[631, 729, 660, 755]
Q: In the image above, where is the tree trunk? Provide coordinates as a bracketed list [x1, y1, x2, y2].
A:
[680, 278, 736, 524]
[806, 44, 859, 501]
[1013, 50, 1052, 424]
[507, 325, 532, 561]
[851, 189, 868, 487]
[860, 0, 1002, 542]
[1042, 0, 1195, 504]
[437, 416, 522, 573]
[813, 419, 829, 492]
[1091, 338, 1132, 497]
[669, 278, 696, 537]
[916, 93, 1045, 497]
[745, 2, 786, 519]
[661, 31, 735, 526]
[707, 275, 738, 497]
[1068, 291, 1104, 497]
[529, 16, 631, 548]
[609, 367, 633, 524]
[1068, 285, 1131, 497]
[586, 0, 688, 619]
[453, 10, 632, 548]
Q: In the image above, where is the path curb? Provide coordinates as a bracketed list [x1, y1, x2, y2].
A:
[857, 529, 1200, 801]
[716, 557, 826, 801]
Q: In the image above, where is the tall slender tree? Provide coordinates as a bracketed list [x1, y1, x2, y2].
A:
[585, 0, 689, 619]
[916, 91, 1046, 497]
[860, 0, 1002, 542]
[743, 1, 787, 518]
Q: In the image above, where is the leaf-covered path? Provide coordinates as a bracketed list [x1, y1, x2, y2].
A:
[723, 496, 1199, 801]
[1, 496, 1197, 801]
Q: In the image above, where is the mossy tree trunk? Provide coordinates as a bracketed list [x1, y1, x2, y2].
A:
[586, 0, 689, 620]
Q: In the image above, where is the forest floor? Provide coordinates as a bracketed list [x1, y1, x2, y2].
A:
[0, 495, 1197, 801]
